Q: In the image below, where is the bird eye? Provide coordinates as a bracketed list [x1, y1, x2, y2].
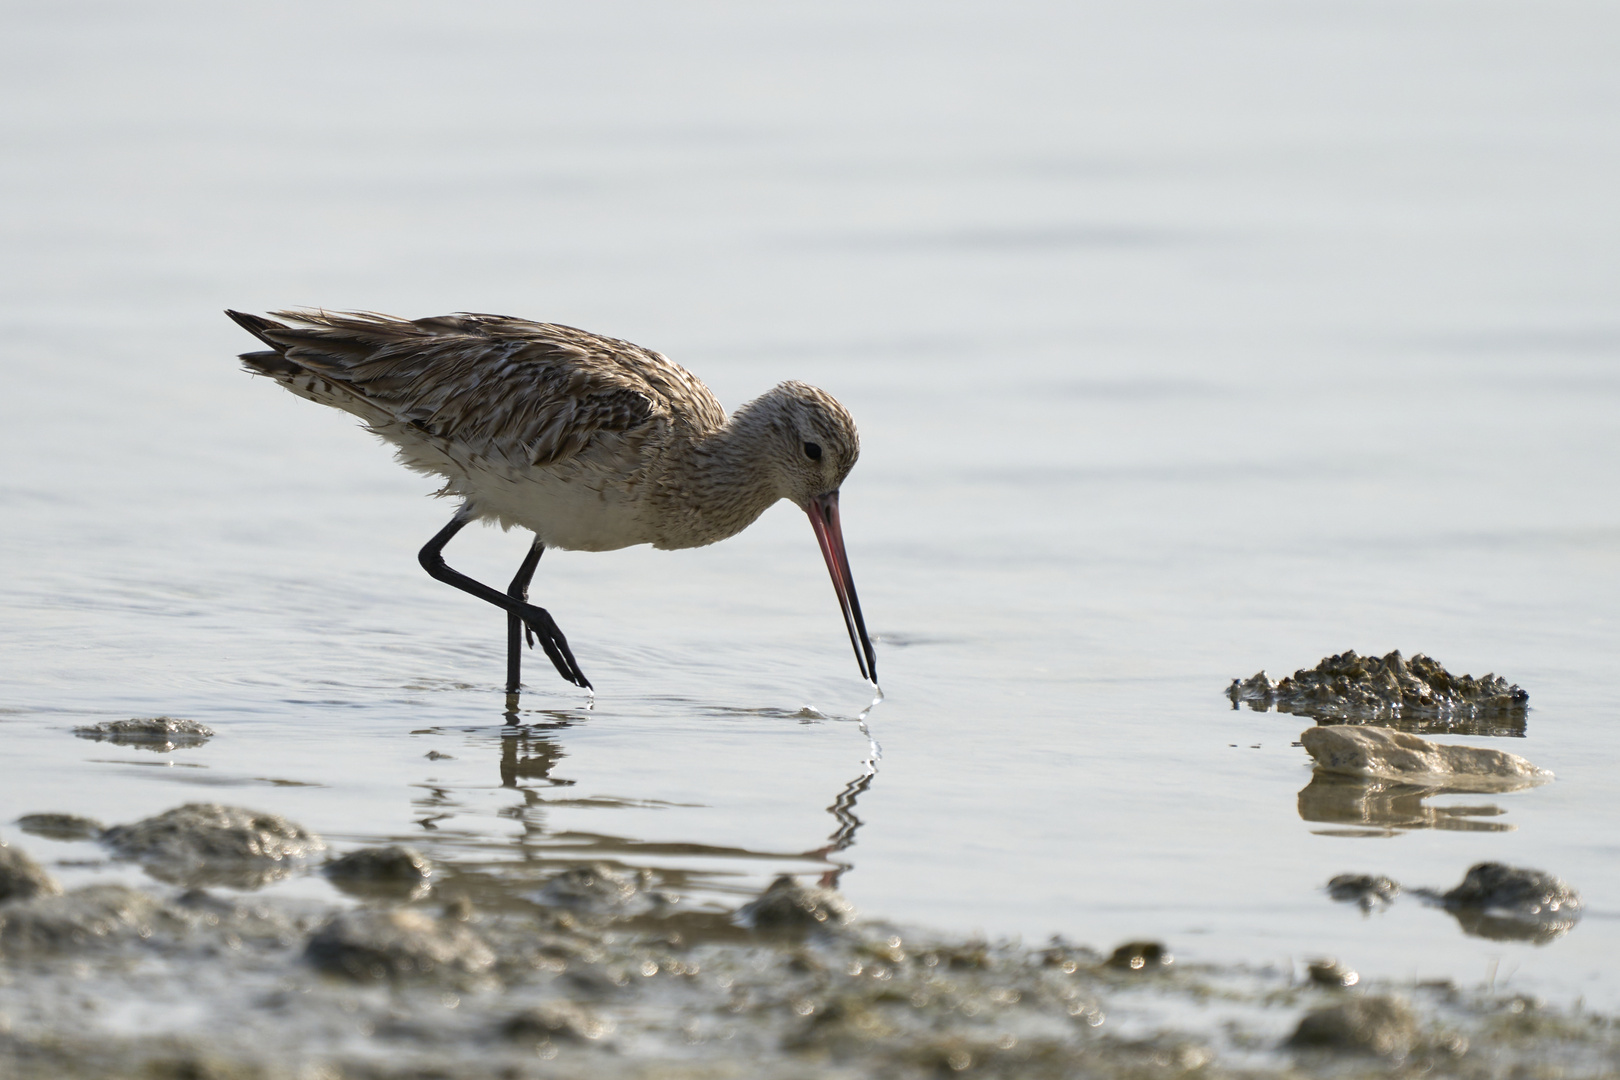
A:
[803, 442, 822, 461]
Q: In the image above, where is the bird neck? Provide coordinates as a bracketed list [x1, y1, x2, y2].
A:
[653, 398, 789, 549]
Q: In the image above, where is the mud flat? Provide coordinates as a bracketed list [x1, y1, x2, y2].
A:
[2, 810, 1618, 1079]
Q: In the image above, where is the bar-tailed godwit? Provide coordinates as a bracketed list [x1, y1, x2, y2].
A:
[226, 309, 876, 693]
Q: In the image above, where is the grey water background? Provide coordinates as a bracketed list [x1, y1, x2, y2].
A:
[3, 0, 1618, 1010]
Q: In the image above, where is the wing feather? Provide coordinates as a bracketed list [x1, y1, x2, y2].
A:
[241, 310, 724, 468]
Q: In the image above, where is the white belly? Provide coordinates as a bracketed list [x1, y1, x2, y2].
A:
[391, 435, 657, 552]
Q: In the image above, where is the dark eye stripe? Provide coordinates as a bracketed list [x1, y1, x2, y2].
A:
[803, 442, 822, 460]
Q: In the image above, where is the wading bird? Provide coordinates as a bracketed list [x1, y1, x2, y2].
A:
[227, 309, 876, 693]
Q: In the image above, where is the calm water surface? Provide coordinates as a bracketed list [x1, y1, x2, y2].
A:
[4, 0, 1620, 1009]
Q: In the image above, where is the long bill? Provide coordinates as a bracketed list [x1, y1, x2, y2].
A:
[806, 491, 878, 685]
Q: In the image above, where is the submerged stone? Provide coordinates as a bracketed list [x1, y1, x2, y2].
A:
[1286, 996, 1418, 1056]
[72, 717, 215, 752]
[1229, 650, 1528, 728]
[305, 908, 495, 982]
[15, 813, 104, 841]
[1441, 862, 1580, 922]
[324, 845, 432, 901]
[1301, 725, 1551, 792]
[1106, 940, 1173, 972]
[100, 803, 324, 889]
[1305, 958, 1359, 988]
[735, 875, 854, 931]
[0, 838, 62, 903]
[535, 863, 672, 916]
[1327, 874, 1401, 910]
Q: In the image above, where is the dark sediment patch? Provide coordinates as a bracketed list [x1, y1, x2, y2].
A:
[1228, 650, 1529, 735]
[72, 717, 215, 752]
[100, 803, 324, 889]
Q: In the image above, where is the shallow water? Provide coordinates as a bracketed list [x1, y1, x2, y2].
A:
[4, 0, 1620, 1029]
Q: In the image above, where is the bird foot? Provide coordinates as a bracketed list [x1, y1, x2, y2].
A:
[518, 603, 592, 690]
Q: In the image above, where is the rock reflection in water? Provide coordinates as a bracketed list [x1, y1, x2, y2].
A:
[1298, 772, 1514, 835]
[1442, 903, 1579, 945]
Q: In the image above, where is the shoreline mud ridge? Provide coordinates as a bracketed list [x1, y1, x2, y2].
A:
[2, 806, 1617, 1080]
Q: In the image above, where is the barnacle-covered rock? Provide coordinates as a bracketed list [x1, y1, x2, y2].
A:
[1228, 650, 1528, 732]
[101, 803, 324, 889]
[73, 717, 215, 752]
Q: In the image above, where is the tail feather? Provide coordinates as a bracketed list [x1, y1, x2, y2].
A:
[225, 309, 287, 348]
[238, 348, 302, 378]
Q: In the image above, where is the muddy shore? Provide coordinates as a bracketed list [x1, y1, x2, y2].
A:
[2, 806, 1615, 1080]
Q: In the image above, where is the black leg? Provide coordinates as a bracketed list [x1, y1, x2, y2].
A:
[418, 510, 591, 690]
[505, 538, 544, 693]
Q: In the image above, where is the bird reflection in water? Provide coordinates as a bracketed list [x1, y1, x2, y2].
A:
[488, 706, 879, 893]
[498, 711, 577, 790]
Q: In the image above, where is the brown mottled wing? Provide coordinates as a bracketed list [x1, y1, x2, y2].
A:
[249, 310, 711, 468]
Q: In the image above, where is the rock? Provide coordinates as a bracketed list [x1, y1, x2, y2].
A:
[1229, 650, 1528, 728]
[535, 864, 670, 915]
[1301, 725, 1551, 792]
[324, 846, 432, 901]
[73, 717, 215, 752]
[735, 875, 854, 931]
[100, 803, 324, 889]
[1327, 874, 1400, 910]
[1286, 996, 1418, 1056]
[0, 885, 172, 957]
[1106, 941, 1173, 971]
[501, 1001, 613, 1042]
[1441, 862, 1580, 916]
[305, 908, 495, 982]
[15, 813, 104, 841]
[1436, 862, 1582, 941]
[0, 838, 62, 903]
[1305, 958, 1359, 988]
